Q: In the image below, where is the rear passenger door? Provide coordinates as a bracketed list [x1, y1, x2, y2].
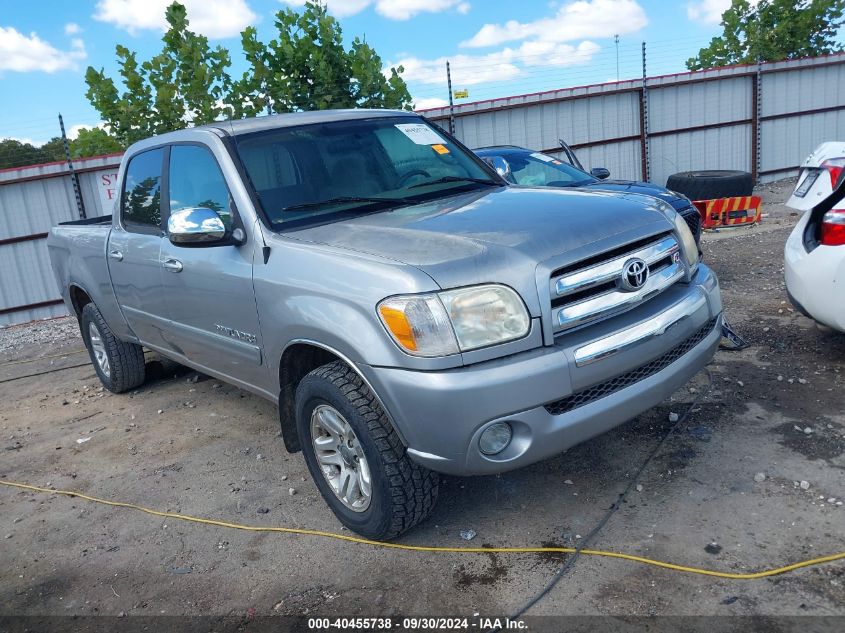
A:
[158, 144, 264, 385]
[107, 148, 169, 348]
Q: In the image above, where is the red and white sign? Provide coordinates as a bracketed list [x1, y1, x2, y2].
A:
[94, 169, 120, 214]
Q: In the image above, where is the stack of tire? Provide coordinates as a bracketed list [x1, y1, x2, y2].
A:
[665, 170, 753, 201]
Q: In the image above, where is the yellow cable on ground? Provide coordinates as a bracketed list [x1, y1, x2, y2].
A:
[2, 479, 843, 580]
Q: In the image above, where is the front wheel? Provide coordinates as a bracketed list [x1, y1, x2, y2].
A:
[81, 303, 146, 393]
[295, 361, 439, 540]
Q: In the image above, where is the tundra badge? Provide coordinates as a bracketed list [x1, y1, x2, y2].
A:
[215, 324, 257, 344]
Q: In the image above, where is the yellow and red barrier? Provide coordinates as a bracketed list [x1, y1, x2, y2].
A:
[692, 196, 762, 229]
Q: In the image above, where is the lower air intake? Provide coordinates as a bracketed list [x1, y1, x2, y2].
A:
[544, 317, 718, 416]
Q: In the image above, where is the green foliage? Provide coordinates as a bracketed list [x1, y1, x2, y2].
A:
[0, 139, 57, 169]
[687, 0, 845, 70]
[85, 1, 413, 143]
[0, 128, 124, 170]
[229, 2, 411, 114]
[86, 2, 233, 145]
[71, 128, 124, 158]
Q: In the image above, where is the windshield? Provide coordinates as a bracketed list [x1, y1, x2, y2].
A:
[233, 116, 499, 226]
[497, 152, 594, 187]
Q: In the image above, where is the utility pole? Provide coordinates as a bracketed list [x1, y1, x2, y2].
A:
[614, 34, 620, 81]
[59, 113, 86, 220]
[640, 42, 650, 182]
[446, 61, 456, 135]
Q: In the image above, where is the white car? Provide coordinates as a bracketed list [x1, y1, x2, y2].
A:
[784, 142, 845, 332]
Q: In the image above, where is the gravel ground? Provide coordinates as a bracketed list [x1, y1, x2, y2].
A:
[0, 178, 843, 625]
[0, 317, 80, 356]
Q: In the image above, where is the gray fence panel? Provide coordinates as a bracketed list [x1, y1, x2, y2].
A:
[649, 76, 751, 134]
[650, 125, 753, 187]
[760, 110, 845, 181]
[451, 91, 640, 152]
[761, 62, 845, 117]
[0, 155, 121, 326]
[0, 177, 77, 241]
[0, 239, 65, 327]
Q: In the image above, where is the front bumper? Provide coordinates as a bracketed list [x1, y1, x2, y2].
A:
[784, 213, 845, 332]
[359, 265, 722, 475]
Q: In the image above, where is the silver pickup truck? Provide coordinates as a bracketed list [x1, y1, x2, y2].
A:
[48, 109, 722, 539]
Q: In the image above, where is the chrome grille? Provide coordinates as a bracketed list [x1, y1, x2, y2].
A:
[544, 317, 718, 416]
[550, 233, 684, 333]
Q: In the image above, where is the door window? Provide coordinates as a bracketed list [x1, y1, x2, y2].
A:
[122, 148, 164, 233]
[169, 145, 233, 230]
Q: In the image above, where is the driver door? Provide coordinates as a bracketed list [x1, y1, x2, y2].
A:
[158, 144, 265, 386]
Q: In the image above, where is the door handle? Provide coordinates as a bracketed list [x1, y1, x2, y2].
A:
[162, 258, 183, 273]
[108, 250, 123, 261]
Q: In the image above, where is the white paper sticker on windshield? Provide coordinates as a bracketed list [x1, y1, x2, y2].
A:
[530, 152, 557, 163]
[395, 123, 446, 145]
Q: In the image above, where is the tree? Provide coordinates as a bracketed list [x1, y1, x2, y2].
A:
[0, 129, 124, 170]
[85, 1, 412, 142]
[85, 2, 233, 145]
[230, 1, 411, 114]
[0, 139, 55, 169]
[687, 0, 845, 70]
[71, 128, 124, 158]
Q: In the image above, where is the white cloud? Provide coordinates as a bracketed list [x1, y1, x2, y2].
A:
[413, 97, 449, 110]
[391, 40, 600, 86]
[377, 0, 468, 20]
[461, 0, 647, 48]
[2, 136, 49, 147]
[0, 27, 86, 73]
[64, 22, 82, 35]
[67, 122, 107, 140]
[687, 0, 756, 25]
[686, 0, 728, 25]
[93, 0, 257, 38]
[279, 0, 470, 20]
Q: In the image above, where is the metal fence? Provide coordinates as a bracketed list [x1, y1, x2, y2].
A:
[2, 53, 844, 326]
[0, 154, 120, 326]
[421, 52, 845, 186]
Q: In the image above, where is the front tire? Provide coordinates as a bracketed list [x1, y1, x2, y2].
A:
[80, 303, 145, 393]
[295, 361, 439, 540]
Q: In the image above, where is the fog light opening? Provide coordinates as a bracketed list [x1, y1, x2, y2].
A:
[479, 422, 513, 456]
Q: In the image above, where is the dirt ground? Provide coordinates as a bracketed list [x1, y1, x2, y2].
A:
[1, 178, 843, 625]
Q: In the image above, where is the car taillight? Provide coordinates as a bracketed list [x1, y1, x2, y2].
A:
[821, 158, 845, 188]
[821, 209, 845, 246]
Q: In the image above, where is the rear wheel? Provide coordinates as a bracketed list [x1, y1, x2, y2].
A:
[80, 303, 145, 393]
[666, 170, 753, 200]
[295, 361, 439, 540]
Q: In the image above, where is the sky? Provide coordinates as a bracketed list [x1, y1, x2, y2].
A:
[0, 0, 747, 145]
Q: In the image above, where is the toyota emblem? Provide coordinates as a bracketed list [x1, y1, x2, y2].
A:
[621, 258, 649, 291]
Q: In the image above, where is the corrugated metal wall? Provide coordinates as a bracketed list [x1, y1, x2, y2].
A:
[2, 53, 844, 326]
[425, 53, 845, 186]
[0, 155, 121, 326]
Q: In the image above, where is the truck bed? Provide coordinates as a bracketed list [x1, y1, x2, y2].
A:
[58, 214, 112, 227]
[47, 217, 116, 326]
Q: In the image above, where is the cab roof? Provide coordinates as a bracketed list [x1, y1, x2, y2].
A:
[203, 108, 419, 137]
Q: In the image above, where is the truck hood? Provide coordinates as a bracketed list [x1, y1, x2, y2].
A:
[281, 186, 673, 315]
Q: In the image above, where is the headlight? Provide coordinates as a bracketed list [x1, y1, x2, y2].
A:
[378, 284, 530, 357]
[673, 212, 699, 270]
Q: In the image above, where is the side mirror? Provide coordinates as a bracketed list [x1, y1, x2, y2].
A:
[484, 156, 512, 180]
[590, 167, 611, 180]
[167, 207, 227, 245]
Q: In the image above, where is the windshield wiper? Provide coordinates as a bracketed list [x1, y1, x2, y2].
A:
[408, 176, 500, 189]
[281, 195, 417, 213]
